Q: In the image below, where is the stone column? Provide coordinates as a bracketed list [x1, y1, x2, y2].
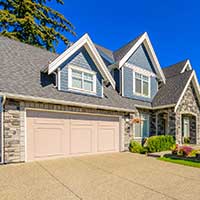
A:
[4, 100, 21, 163]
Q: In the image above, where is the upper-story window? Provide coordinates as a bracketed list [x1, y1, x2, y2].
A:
[68, 65, 96, 94]
[134, 72, 150, 97]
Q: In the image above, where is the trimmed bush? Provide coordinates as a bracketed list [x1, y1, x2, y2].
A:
[146, 135, 175, 153]
[129, 140, 143, 153]
[183, 137, 190, 144]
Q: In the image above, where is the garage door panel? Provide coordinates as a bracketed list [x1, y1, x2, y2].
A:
[98, 128, 116, 152]
[70, 127, 94, 155]
[34, 127, 65, 158]
[27, 111, 119, 161]
[34, 118, 64, 125]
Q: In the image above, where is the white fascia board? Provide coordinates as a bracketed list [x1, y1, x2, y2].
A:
[48, 34, 88, 74]
[118, 32, 166, 84]
[181, 59, 192, 73]
[48, 33, 116, 89]
[174, 71, 200, 112]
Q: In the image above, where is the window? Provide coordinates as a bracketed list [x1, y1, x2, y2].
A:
[69, 66, 96, 93]
[134, 72, 150, 97]
[134, 114, 150, 138]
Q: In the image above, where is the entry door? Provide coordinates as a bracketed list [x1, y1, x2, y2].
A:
[183, 117, 190, 137]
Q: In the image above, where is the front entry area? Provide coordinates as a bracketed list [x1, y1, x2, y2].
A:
[181, 114, 197, 144]
[26, 110, 120, 161]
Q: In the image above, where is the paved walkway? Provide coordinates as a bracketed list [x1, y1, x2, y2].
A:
[0, 153, 200, 200]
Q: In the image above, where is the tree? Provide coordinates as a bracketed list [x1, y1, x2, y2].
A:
[0, 0, 76, 52]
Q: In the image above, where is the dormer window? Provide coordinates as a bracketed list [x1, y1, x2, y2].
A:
[134, 72, 150, 97]
[68, 65, 96, 94]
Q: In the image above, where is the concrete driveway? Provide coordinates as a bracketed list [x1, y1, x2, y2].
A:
[0, 153, 200, 200]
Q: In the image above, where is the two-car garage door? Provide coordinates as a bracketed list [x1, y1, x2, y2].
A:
[27, 111, 120, 161]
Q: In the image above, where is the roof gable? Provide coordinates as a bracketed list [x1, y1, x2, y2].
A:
[174, 70, 200, 112]
[126, 43, 156, 73]
[163, 59, 192, 78]
[152, 70, 193, 107]
[113, 34, 142, 62]
[115, 32, 166, 83]
[48, 34, 116, 88]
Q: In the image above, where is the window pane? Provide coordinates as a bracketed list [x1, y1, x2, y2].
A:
[142, 75, 148, 81]
[135, 73, 141, 79]
[143, 81, 149, 96]
[72, 70, 82, 78]
[84, 73, 93, 81]
[135, 123, 141, 137]
[84, 80, 93, 91]
[135, 79, 142, 94]
[142, 114, 149, 138]
[72, 77, 82, 89]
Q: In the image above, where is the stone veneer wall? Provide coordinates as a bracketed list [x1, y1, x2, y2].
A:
[176, 84, 200, 144]
[151, 107, 176, 137]
[3, 99, 132, 163]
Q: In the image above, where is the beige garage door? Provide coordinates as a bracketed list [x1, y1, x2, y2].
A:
[26, 111, 119, 161]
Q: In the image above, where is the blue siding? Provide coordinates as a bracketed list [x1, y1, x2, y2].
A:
[127, 44, 156, 73]
[123, 44, 158, 101]
[59, 47, 103, 97]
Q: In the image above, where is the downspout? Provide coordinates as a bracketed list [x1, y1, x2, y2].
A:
[1, 95, 6, 164]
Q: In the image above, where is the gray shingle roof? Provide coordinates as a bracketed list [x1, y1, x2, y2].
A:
[0, 36, 144, 112]
[95, 44, 114, 62]
[95, 33, 144, 65]
[113, 33, 143, 62]
[0, 36, 193, 110]
[152, 70, 193, 107]
[162, 60, 188, 78]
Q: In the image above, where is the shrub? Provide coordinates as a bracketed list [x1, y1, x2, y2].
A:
[146, 135, 175, 153]
[129, 140, 143, 153]
[183, 137, 190, 144]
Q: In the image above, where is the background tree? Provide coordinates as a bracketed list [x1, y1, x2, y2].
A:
[0, 0, 76, 52]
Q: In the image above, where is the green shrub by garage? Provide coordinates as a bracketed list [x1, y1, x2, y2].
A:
[129, 140, 143, 153]
[146, 135, 175, 153]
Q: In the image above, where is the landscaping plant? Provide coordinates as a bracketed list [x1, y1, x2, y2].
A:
[171, 145, 193, 157]
[129, 140, 144, 153]
[183, 137, 190, 144]
[145, 135, 175, 153]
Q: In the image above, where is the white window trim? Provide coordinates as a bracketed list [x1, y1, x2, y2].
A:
[134, 113, 150, 139]
[68, 65, 97, 94]
[133, 71, 151, 98]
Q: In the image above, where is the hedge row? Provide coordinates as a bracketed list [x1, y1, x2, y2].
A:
[129, 135, 175, 154]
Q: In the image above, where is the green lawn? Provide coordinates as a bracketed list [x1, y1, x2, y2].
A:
[158, 157, 200, 168]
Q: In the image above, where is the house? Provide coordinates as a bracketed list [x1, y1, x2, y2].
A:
[0, 32, 199, 163]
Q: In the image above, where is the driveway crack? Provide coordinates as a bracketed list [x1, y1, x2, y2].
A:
[36, 162, 83, 200]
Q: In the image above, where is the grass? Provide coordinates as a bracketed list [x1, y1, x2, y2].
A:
[158, 157, 200, 168]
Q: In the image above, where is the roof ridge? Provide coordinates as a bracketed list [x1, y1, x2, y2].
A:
[163, 59, 188, 69]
